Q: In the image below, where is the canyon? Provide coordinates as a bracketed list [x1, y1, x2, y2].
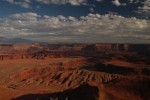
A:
[0, 43, 149, 100]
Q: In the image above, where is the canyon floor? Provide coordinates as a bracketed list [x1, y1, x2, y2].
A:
[0, 44, 149, 100]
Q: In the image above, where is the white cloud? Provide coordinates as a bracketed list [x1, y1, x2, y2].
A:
[111, 0, 150, 12]
[5, 0, 87, 8]
[4, 0, 150, 14]
[89, 7, 94, 13]
[9, 12, 40, 21]
[112, 0, 121, 6]
[138, 0, 150, 12]
[5, 0, 32, 8]
[36, 0, 87, 5]
[0, 12, 150, 43]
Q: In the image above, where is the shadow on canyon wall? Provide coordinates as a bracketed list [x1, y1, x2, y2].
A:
[12, 83, 99, 100]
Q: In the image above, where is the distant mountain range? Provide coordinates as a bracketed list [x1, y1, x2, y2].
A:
[0, 37, 35, 44]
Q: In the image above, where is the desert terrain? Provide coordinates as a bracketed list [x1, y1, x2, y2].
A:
[0, 43, 149, 100]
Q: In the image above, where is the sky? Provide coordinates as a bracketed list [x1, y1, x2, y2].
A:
[0, 0, 150, 43]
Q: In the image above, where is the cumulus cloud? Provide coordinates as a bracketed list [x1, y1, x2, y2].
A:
[5, 0, 32, 8]
[111, 0, 140, 6]
[5, 0, 88, 7]
[36, 0, 87, 5]
[36, 0, 150, 14]
[111, 0, 150, 12]
[9, 12, 40, 21]
[138, 0, 150, 12]
[89, 7, 95, 13]
[4, 0, 150, 14]
[0, 12, 150, 43]
[112, 0, 121, 6]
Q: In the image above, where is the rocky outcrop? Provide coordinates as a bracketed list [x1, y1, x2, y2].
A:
[7, 67, 120, 89]
[0, 44, 150, 60]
